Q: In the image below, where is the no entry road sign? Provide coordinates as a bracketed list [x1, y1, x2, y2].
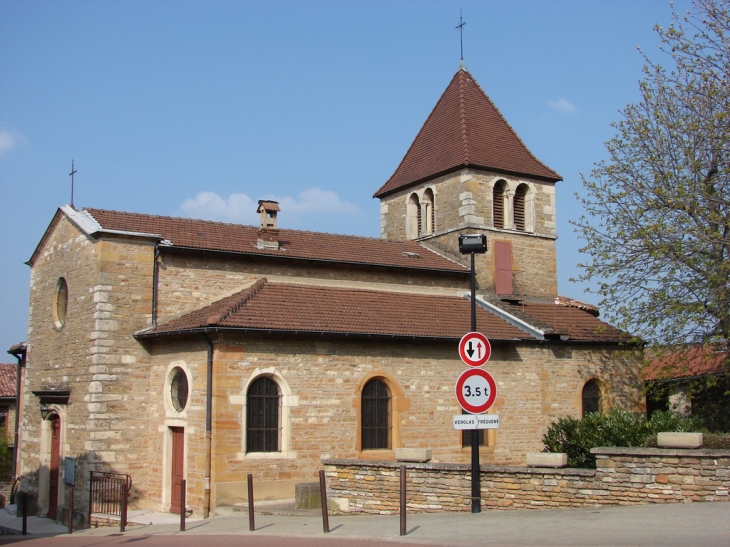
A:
[458, 332, 491, 367]
[455, 368, 497, 414]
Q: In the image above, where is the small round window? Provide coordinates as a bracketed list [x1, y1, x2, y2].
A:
[170, 368, 189, 412]
[52, 277, 69, 328]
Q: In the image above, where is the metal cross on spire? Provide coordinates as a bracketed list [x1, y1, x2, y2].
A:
[456, 10, 467, 61]
[69, 160, 77, 208]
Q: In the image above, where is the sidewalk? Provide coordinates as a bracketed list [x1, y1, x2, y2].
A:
[2, 501, 729, 546]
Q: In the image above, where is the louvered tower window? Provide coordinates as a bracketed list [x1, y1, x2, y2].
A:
[493, 181, 505, 229]
[362, 379, 391, 449]
[514, 184, 527, 231]
[247, 377, 281, 452]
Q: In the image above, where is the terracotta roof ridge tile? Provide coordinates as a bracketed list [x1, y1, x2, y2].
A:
[85, 208, 257, 230]
[85, 207, 403, 243]
[459, 69, 470, 165]
[207, 278, 268, 325]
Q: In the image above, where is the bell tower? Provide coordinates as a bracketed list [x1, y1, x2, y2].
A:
[374, 67, 562, 300]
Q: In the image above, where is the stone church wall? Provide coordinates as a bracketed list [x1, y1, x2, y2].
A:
[21, 217, 156, 516]
[146, 333, 642, 515]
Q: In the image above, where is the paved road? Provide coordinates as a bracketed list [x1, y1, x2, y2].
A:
[0, 502, 728, 546]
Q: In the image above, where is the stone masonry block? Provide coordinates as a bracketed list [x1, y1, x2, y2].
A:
[395, 448, 432, 462]
[526, 452, 568, 468]
[657, 432, 703, 449]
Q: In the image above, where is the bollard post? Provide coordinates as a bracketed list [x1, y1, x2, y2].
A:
[120, 482, 128, 533]
[68, 486, 75, 534]
[21, 492, 27, 536]
[247, 474, 255, 532]
[180, 479, 186, 532]
[400, 465, 406, 536]
[318, 470, 330, 533]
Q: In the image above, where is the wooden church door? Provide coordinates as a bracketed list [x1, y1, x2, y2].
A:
[48, 415, 61, 520]
[170, 427, 184, 514]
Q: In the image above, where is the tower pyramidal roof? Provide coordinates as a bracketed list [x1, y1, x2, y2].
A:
[374, 67, 562, 198]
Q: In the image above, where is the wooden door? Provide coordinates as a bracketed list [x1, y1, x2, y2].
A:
[170, 427, 184, 514]
[48, 415, 61, 520]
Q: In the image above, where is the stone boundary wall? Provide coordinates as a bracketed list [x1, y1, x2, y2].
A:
[323, 447, 730, 514]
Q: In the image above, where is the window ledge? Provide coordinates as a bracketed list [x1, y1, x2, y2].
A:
[358, 449, 396, 460]
[237, 451, 297, 460]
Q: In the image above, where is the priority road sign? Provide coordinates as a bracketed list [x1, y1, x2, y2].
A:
[455, 368, 497, 414]
[458, 332, 491, 367]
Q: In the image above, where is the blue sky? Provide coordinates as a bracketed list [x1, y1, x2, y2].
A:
[0, 0, 693, 354]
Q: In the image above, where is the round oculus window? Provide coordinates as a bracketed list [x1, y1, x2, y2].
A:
[170, 367, 189, 412]
[52, 277, 69, 328]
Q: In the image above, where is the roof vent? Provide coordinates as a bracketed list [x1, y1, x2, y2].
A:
[402, 251, 420, 258]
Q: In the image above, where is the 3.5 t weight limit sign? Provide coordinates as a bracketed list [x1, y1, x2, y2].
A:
[458, 332, 491, 367]
[455, 368, 497, 414]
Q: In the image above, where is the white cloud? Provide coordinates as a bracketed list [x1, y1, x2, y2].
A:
[179, 187, 361, 227]
[270, 188, 360, 215]
[179, 191, 259, 224]
[546, 98, 577, 114]
[0, 125, 28, 156]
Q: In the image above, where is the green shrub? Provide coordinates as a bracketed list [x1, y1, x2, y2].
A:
[700, 432, 730, 449]
[542, 409, 704, 468]
[0, 435, 11, 481]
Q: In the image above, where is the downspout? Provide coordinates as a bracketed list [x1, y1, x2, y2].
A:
[7, 343, 26, 504]
[200, 334, 214, 518]
[152, 243, 160, 329]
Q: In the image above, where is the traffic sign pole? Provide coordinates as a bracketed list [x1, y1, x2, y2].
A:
[469, 252, 480, 513]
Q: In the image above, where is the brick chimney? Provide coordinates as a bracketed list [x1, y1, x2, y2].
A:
[256, 200, 280, 250]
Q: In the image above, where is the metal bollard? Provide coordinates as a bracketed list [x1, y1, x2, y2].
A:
[400, 465, 407, 536]
[180, 479, 186, 532]
[21, 491, 27, 536]
[319, 470, 330, 533]
[247, 474, 255, 532]
[120, 483, 128, 533]
[68, 486, 75, 534]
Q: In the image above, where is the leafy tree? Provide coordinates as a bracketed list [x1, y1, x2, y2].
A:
[574, 0, 730, 366]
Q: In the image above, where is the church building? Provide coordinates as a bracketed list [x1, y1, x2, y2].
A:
[14, 66, 643, 522]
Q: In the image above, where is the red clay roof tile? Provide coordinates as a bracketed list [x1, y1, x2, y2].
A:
[84, 208, 468, 273]
[502, 301, 631, 343]
[141, 280, 628, 344]
[0, 364, 17, 398]
[645, 346, 729, 381]
[142, 279, 530, 341]
[374, 68, 561, 198]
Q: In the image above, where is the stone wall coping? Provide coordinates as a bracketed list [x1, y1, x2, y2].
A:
[322, 458, 595, 477]
[591, 446, 730, 457]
